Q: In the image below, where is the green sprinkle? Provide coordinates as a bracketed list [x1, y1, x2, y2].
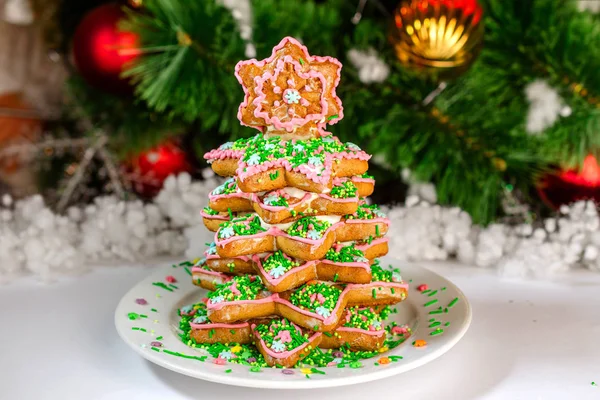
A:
[333, 273, 338, 282]
[429, 310, 443, 314]
[139, 328, 147, 332]
[592, 381, 597, 386]
[424, 299, 438, 307]
[209, 329, 215, 338]
[156, 336, 163, 340]
[428, 318, 435, 322]
[152, 282, 173, 292]
[131, 327, 140, 331]
[168, 284, 178, 289]
[225, 369, 232, 373]
[163, 349, 207, 362]
[374, 362, 379, 366]
[139, 314, 148, 318]
[184, 267, 192, 276]
[349, 361, 362, 369]
[250, 366, 261, 373]
[327, 114, 339, 121]
[441, 287, 447, 291]
[448, 297, 459, 308]
[305, 374, 310, 379]
[372, 289, 376, 299]
[299, 57, 305, 65]
[151, 308, 157, 312]
[337, 363, 345, 368]
[128, 312, 140, 320]
[430, 328, 444, 336]
[427, 290, 438, 297]
[421, 289, 430, 294]
[151, 347, 160, 352]
[228, 208, 233, 220]
[388, 355, 403, 361]
[311, 368, 326, 375]
[269, 170, 280, 180]
[324, 332, 333, 337]
[391, 288, 395, 294]
[445, 322, 450, 326]
[429, 321, 441, 328]
[230, 329, 236, 334]
[375, 225, 379, 236]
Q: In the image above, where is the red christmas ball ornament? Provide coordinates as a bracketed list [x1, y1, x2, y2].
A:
[537, 155, 600, 209]
[72, 3, 139, 95]
[127, 142, 192, 198]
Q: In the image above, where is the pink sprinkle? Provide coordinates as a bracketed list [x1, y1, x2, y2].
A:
[300, 98, 309, 107]
[368, 325, 377, 331]
[274, 100, 281, 107]
[166, 276, 177, 283]
[201, 297, 209, 304]
[229, 283, 240, 297]
[150, 341, 163, 347]
[287, 108, 294, 115]
[274, 330, 292, 343]
[417, 284, 428, 292]
[287, 79, 294, 86]
[327, 361, 338, 367]
[304, 85, 312, 92]
[273, 86, 281, 94]
[308, 224, 314, 230]
[391, 326, 408, 335]
[135, 298, 148, 305]
[213, 357, 227, 365]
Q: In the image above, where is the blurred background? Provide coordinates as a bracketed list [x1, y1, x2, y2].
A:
[2, 0, 600, 282]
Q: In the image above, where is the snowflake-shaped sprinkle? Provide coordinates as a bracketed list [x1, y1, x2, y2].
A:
[194, 257, 207, 266]
[210, 295, 225, 304]
[263, 195, 280, 205]
[322, 136, 335, 143]
[354, 256, 369, 263]
[219, 226, 235, 239]
[247, 153, 261, 165]
[206, 242, 217, 255]
[271, 339, 286, 353]
[392, 272, 402, 282]
[269, 265, 287, 279]
[212, 185, 224, 195]
[346, 142, 361, 151]
[371, 320, 382, 329]
[373, 209, 386, 218]
[283, 89, 301, 104]
[219, 350, 235, 360]
[192, 315, 208, 324]
[180, 305, 195, 315]
[219, 142, 233, 150]
[308, 156, 323, 166]
[307, 229, 322, 240]
[293, 143, 305, 152]
[332, 357, 344, 364]
[315, 306, 332, 317]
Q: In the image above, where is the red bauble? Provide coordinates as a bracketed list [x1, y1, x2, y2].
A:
[72, 3, 139, 95]
[127, 142, 192, 198]
[537, 155, 600, 209]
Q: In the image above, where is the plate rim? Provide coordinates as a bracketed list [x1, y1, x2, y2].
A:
[115, 262, 472, 389]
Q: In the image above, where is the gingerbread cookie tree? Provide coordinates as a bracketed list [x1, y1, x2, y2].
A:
[183, 37, 409, 368]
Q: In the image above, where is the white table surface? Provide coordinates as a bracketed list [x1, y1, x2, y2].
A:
[1, 260, 599, 400]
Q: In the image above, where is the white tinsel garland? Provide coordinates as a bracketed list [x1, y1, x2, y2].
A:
[2, 172, 600, 283]
[524, 80, 572, 134]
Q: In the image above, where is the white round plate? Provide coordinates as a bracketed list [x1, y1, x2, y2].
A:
[115, 260, 471, 389]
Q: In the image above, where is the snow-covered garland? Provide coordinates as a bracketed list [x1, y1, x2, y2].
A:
[1, 171, 599, 283]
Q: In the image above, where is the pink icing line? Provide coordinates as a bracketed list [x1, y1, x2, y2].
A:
[207, 293, 281, 311]
[204, 252, 251, 262]
[191, 267, 229, 277]
[345, 217, 390, 227]
[319, 259, 370, 271]
[190, 322, 249, 330]
[336, 326, 385, 337]
[203, 148, 244, 162]
[251, 324, 322, 359]
[254, 255, 317, 286]
[354, 237, 389, 251]
[200, 210, 228, 220]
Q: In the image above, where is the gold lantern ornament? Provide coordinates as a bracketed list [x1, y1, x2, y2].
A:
[390, 0, 484, 77]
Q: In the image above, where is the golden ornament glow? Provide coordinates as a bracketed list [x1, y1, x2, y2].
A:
[390, 0, 484, 76]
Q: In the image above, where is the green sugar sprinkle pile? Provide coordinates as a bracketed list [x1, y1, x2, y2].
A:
[253, 318, 309, 352]
[344, 203, 386, 221]
[370, 261, 400, 283]
[286, 216, 331, 239]
[288, 282, 342, 314]
[329, 181, 358, 199]
[343, 307, 383, 331]
[325, 243, 366, 263]
[234, 135, 364, 172]
[262, 251, 300, 275]
[208, 275, 267, 303]
[218, 214, 267, 239]
[211, 178, 238, 196]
